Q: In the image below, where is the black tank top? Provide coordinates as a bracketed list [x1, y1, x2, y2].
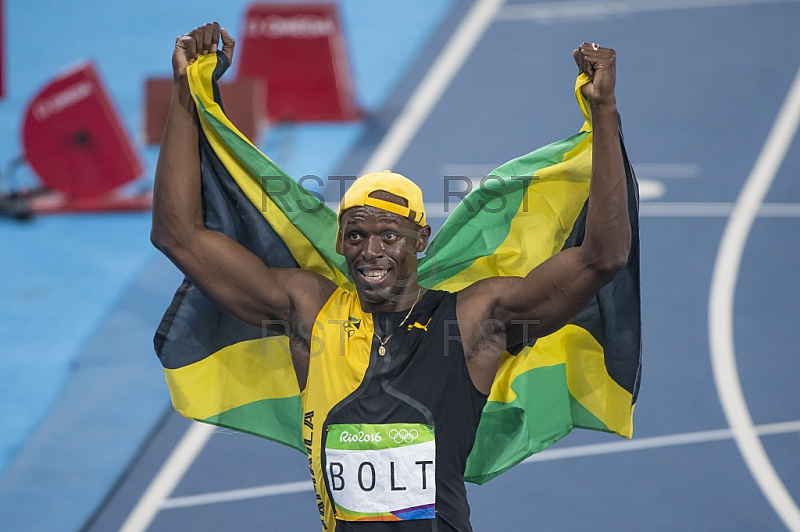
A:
[321, 290, 488, 531]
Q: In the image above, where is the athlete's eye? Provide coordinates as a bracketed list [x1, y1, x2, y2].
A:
[383, 231, 397, 241]
[346, 231, 362, 241]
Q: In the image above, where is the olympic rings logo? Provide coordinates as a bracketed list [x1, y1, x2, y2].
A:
[388, 428, 419, 444]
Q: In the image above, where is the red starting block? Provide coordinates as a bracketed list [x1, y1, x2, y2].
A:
[237, 2, 360, 122]
[21, 61, 149, 213]
[144, 76, 264, 145]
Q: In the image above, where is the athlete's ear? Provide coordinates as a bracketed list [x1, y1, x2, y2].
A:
[415, 225, 431, 253]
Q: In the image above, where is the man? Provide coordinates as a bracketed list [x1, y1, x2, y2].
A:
[152, 22, 630, 531]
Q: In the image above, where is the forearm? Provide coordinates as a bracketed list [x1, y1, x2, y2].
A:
[580, 102, 631, 276]
[150, 76, 203, 252]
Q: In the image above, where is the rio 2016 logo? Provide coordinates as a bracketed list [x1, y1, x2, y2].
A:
[388, 428, 419, 444]
[339, 430, 381, 443]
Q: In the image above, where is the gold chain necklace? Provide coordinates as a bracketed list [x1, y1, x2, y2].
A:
[374, 287, 421, 356]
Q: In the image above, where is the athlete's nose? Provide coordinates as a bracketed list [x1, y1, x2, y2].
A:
[363, 235, 384, 261]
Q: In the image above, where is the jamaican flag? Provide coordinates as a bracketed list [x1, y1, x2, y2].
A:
[155, 52, 641, 484]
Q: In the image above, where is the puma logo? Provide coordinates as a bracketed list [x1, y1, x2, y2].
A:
[407, 317, 432, 332]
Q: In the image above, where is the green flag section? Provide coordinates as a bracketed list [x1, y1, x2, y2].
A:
[155, 52, 641, 484]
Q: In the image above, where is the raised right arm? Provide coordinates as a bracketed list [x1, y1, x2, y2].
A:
[150, 23, 335, 328]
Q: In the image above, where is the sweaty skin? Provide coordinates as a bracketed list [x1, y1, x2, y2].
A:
[151, 24, 630, 396]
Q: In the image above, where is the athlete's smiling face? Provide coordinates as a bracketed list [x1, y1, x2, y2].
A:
[339, 193, 430, 312]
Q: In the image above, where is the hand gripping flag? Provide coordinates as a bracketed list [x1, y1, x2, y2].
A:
[155, 52, 641, 484]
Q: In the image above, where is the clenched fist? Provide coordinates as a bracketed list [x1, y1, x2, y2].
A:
[573, 43, 616, 108]
[173, 22, 235, 81]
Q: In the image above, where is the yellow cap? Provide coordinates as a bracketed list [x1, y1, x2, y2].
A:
[336, 171, 426, 253]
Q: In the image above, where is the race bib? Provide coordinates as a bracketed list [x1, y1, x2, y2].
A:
[325, 423, 436, 521]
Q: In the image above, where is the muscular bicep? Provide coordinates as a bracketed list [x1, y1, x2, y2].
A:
[494, 247, 616, 342]
[161, 228, 335, 327]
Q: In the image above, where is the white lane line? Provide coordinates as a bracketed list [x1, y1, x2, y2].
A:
[637, 179, 666, 200]
[497, 0, 800, 22]
[438, 164, 699, 201]
[641, 202, 800, 217]
[709, 63, 800, 532]
[759, 203, 800, 216]
[119, 422, 215, 532]
[162, 480, 313, 510]
[635, 163, 701, 179]
[359, 0, 507, 175]
[157, 421, 800, 510]
[524, 421, 800, 463]
[641, 202, 735, 216]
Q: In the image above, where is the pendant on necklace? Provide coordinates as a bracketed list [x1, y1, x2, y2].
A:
[378, 345, 386, 356]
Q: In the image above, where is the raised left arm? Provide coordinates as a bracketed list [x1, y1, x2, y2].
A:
[458, 44, 630, 392]
[501, 43, 629, 334]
